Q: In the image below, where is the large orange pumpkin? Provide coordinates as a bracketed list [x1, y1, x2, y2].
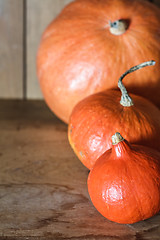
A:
[37, 0, 160, 123]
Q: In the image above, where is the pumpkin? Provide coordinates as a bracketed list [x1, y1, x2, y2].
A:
[87, 132, 160, 224]
[68, 61, 160, 169]
[37, 0, 160, 123]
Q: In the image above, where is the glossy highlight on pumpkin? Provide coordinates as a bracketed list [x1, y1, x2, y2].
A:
[37, 0, 160, 123]
[88, 132, 160, 224]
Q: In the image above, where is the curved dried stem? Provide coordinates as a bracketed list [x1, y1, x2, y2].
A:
[118, 60, 156, 107]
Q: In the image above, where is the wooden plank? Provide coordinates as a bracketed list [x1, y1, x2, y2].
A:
[0, 100, 160, 239]
[26, 0, 72, 99]
[0, 0, 23, 99]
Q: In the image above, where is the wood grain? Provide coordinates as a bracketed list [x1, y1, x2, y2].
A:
[0, 100, 160, 239]
[0, 0, 23, 99]
[26, 0, 72, 99]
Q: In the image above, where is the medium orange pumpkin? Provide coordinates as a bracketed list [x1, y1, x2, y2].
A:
[37, 0, 160, 123]
[68, 61, 160, 169]
[88, 132, 160, 224]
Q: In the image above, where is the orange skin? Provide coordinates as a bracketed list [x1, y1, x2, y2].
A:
[68, 90, 160, 169]
[37, 0, 160, 123]
[87, 138, 160, 224]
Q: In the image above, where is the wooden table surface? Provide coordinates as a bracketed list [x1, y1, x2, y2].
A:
[0, 100, 160, 240]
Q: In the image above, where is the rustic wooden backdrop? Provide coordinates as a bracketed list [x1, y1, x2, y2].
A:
[0, 0, 160, 100]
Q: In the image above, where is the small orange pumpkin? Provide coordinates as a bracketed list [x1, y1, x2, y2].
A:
[37, 0, 160, 123]
[88, 132, 160, 224]
[68, 61, 160, 169]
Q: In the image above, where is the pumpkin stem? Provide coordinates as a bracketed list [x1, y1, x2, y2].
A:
[118, 60, 156, 107]
[112, 132, 124, 145]
[109, 19, 128, 35]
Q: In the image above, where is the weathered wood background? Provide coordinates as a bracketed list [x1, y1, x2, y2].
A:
[0, 0, 72, 99]
[0, 0, 160, 100]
